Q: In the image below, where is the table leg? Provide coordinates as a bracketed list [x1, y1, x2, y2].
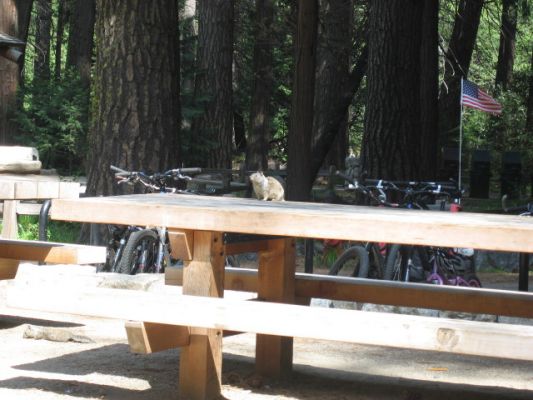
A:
[1, 200, 18, 239]
[256, 238, 296, 377]
[179, 231, 225, 400]
[0, 258, 19, 280]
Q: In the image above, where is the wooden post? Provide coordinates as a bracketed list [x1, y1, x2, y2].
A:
[255, 238, 296, 377]
[1, 200, 18, 238]
[0, 258, 19, 280]
[179, 230, 225, 400]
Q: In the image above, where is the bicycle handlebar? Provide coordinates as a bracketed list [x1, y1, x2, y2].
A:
[110, 165, 203, 192]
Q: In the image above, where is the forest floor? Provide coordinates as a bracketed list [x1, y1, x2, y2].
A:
[0, 263, 532, 400]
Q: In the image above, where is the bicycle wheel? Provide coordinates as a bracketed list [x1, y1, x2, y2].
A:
[328, 245, 369, 278]
[384, 244, 429, 281]
[366, 243, 385, 279]
[117, 229, 158, 274]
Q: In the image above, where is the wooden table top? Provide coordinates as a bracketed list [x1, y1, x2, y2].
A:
[50, 193, 533, 253]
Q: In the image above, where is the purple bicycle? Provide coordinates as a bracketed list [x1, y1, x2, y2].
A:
[426, 248, 481, 287]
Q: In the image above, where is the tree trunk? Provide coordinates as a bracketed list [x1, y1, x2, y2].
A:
[313, 0, 352, 172]
[419, 0, 439, 180]
[286, 0, 318, 201]
[0, 0, 33, 144]
[189, 0, 234, 168]
[245, 0, 274, 171]
[54, 0, 67, 80]
[310, 46, 367, 179]
[361, 0, 423, 180]
[495, 0, 517, 90]
[526, 47, 533, 137]
[66, 0, 95, 87]
[86, 0, 181, 196]
[34, 0, 52, 80]
[439, 0, 484, 147]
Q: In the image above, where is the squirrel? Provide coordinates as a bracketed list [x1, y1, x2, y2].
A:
[249, 171, 285, 201]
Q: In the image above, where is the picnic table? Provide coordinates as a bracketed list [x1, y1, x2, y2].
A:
[7, 193, 533, 400]
[0, 173, 80, 239]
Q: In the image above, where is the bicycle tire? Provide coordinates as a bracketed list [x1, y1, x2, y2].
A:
[328, 245, 369, 278]
[465, 274, 482, 288]
[366, 243, 385, 279]
[117, 229, 158, 274]
[384, 244, 429, 281]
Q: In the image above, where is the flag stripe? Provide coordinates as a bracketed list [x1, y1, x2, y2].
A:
[461, 78, 502, 115]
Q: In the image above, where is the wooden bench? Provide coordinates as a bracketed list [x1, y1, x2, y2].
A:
[11, 193, 532, 400]
[0, 238, 106, 280]
[7, 282, 533, 362]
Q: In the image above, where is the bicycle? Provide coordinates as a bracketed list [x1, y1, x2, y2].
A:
[381, 181, 480, 287]
[327, 174, 402, 279]
[104, 165, 201, 274]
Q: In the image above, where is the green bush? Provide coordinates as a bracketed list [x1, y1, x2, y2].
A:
[13, 70, 88, 175]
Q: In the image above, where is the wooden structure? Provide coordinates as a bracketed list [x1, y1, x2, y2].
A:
[0, 238, 106, 280]
[7, 193, 533, 400]
[0, 173, 80, 239]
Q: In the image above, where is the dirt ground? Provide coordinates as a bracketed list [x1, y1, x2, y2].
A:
[1, 263, 532, 400]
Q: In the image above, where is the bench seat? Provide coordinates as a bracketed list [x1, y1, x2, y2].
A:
[0, 238, 106, 280]
[6, 283, 533, 362]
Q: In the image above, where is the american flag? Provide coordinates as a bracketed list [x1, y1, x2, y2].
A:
[461, 78, 502, 115]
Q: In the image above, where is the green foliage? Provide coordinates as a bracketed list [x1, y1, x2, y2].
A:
[15, 215, 80, 243]
[13, 70, 88, 175]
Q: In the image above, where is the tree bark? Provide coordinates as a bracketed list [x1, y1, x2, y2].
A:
[495, 0, 517, 89]
[66, 0, 95, 87]
[526, 47, 533, 137]
[86, 0, 181, 196]
[246, 0, 274, 171]
[54, 0, 67, 80]
[312, 0, 352, 172]
[439, 0, 484, 147]
[361, 0, 424, 180]
[0, 0, 33, 144]
[34, 0, 52, 80]
[286, 0, 318, 201]
[190, 0, 234, 168]
[419, 0, 439, 180]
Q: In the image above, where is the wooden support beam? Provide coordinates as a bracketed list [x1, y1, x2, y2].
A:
[256, 238, 295, 377]
[125, 321, 190, 353]
[0, 258, 19, 280]
[166, 267, 533, 319]
[179, 231, 225, 400]
[167, 229, 193, 260]
[224, 240, 269, 255]
[1, 200, 18, 238]
[7, 284, 533, 361]
[0, 238, 106, 264]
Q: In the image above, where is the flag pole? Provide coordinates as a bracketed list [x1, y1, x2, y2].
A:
[458, 78, 464, 197]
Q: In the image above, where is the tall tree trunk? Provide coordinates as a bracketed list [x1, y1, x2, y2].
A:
[438, 0, 484, 147]
[419, 0, 439, 180]
[286, 0, 318, 201]
[526, 47, 533, 137]
[54, 0, 67, 80]
[361, 0, 424, 180]
[313, 0, 352, 172]
[495, 0, 517, 89]
[190, 0, 234, 168]
[66, 0, 95, 87]
[34, 0, 52, 80]
[0, 0, 33, 144]
[245, 0, 274, 171]
[310, 46, 367, 179]
[86, 0, 181, 196]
